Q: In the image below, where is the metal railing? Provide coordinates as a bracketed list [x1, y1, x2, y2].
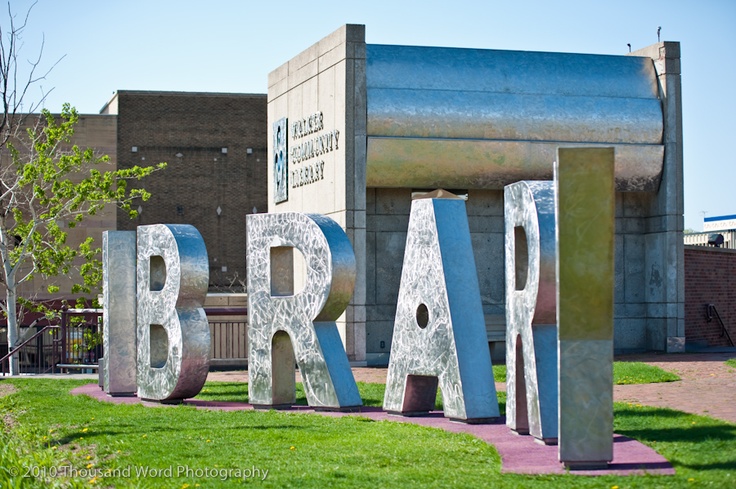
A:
[0, 322, 61, 376]
[1, 306, 248, 375]
[706, 303, 734, 347]
[1, 309, 104, 375]
[58, 308, 104, 371]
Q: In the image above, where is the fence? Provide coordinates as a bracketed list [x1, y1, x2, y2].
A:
[0, 321, 61, 375]
[684, 230, 736, 249]
[1, 307, 248, 375]
[206, 308, 248, 369]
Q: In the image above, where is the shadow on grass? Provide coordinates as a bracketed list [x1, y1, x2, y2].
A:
[677, 461, 736, 471]
[618, 423, 736, 442]
[197, 381, 508, 415]
[614, 405, 736, 472]
[615, 420, 736, 443]
[59, 422, 308, 441]
[195, 382, 312, 405]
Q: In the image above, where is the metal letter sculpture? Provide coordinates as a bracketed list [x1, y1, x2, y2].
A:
[246, 213, 362, 409]
[102, 231, 137, 396]
[555, 147, 615, 468]
[136, 224, 211, 402]
[504, 181, 558, 443]
[383, 198, 499, 422]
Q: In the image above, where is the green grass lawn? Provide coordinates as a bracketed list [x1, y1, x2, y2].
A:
[612, 361, 681, 384]
[197, 358, 680, 410]
[490, 361, 680, 385]
[2, 378, 734, 488]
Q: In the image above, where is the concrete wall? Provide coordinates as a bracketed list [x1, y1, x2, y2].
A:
[365, 188, 506, 364]
[269, 25, 684, 364]
[365, 188, 677, 363]
[267, 25, 367, 362]
[615, 192, 661, 352]
[631, 42, 686, 353]
[109, 91, 268, 290]
[363, 43, 684, 363]
[684, 246, 736, 347]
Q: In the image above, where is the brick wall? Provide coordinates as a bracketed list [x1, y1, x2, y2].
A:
[114, 91, 267, 289]
[684, 245, 736, 347]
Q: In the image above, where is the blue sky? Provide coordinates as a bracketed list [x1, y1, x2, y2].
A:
[7, 0, 735, 231]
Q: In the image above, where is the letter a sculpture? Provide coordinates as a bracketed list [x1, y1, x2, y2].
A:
[383, 197, 499, 422]
[247, 213, 362, 410]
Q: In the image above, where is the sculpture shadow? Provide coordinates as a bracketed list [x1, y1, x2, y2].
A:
[192, 380, 506, 413]
[614, 405, 736, 472]
[194, 381, 313, 406]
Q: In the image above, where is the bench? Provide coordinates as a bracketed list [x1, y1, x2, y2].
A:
[57, 363, 99, 373]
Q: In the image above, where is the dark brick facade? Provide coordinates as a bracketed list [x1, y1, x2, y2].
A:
[112, 91, 267, 289]
[684, 246, 736, 347]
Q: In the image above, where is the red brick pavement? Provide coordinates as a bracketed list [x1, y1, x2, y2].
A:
[613, 352, 736, 424]
[208, 351, 736, 424]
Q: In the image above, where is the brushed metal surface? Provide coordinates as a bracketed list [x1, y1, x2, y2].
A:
[136, 224, 211, 402]
[383, 198, 499, 422]
[365, 45, 663, 191]
[247, 213, 362, 409]
[368, 89, 662, 144]
[504, 181, 558, 442]
[102, 231, 138, 396]
[558, 339, 614, 467]
[367, 45, 659, 98]
[555, 148, 615, 467]
[366, 139, 663, 192]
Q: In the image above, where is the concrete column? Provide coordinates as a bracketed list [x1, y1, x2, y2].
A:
[631, 42, 685, 352]
[267, 25, 367, 363]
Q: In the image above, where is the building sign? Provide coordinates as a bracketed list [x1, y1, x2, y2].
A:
[704, 215, 736, 231]
[273, 118, 288, 204]
[288, 111, 339, 190]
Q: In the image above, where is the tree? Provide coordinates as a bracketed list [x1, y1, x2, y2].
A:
[0, 3, 165, 375]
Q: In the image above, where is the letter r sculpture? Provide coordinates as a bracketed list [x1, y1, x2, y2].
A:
[504, 181, 558, 443]
[246, 213, 362, 410]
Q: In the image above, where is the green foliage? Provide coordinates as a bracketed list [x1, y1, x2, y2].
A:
[726, 358, 736, 370]
[2, 104, 165, 296]
[2, 379, 735, 488]
[81, 329, 102, 352]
